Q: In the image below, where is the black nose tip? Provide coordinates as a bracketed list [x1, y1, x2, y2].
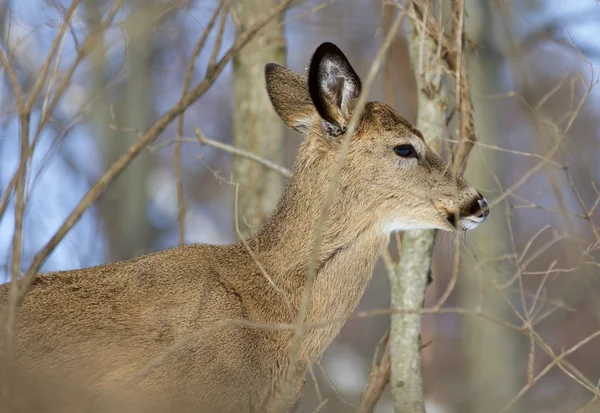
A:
[477, 197, 489, 220]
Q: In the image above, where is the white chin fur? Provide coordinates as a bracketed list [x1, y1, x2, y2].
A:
[460, 217, 484, 231]
[382, 219, 440, 234]
[382, 216, 484, 234]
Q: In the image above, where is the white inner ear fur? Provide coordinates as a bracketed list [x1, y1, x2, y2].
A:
[320, 60, 358, 116]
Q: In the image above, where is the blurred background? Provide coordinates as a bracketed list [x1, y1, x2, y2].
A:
[1, 0, 600, 412]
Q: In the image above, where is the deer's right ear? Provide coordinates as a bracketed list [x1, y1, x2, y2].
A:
[265, 63, 315, 135]
[308, 42, 362, 137]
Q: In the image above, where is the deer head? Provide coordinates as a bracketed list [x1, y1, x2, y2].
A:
[264, 42, 488, 235]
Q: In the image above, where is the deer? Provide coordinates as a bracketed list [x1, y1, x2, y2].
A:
[0, 42, 489, 413]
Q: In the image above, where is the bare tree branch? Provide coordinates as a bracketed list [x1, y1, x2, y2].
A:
[356, 331, 391, 413]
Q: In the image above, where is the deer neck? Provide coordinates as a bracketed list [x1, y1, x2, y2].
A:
[248, 150, 389, 359]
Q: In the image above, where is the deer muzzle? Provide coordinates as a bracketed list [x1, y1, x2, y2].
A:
[455, 193, 489, 230]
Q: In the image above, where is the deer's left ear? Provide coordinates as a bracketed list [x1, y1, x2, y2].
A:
[308, 42, 362, 137]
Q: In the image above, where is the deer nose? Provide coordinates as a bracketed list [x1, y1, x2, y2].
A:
[476, 197, 489, 221]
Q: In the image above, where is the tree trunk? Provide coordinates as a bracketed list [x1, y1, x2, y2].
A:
[232, 0, 286, 238]
[389, 3, 448, 412]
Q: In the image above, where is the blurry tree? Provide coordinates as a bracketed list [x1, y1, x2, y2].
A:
[232, 0, 286, 237]
[86, 0, 164, 261]
[458, 1, 523, 411]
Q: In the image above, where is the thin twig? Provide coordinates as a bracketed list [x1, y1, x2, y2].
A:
[193, 128, 291, 177]
[0, 44, 24, 109]
[207, 0, 231, 73]
[0, 174, 17, 222]
[316, 361, 357, 408]
[24, 0, 82, 112]
[356, 331, 392, 413]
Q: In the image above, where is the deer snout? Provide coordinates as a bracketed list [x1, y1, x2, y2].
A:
[476, 197, 490, 220]
[441, 190, 490, 231]
[454, 192, 489, 230]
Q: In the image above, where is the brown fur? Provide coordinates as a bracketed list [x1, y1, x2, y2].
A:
[0, 43, 487, 413]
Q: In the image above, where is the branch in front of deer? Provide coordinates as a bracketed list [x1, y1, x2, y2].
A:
[378, 3, 407, 273]
[52, 298, 594, 410]
[175, 0, 228, 246]
[95, 316, 321, 406]
[276, 7, 410, 412]
[0, 0, 296, 330]
[86, 305, 481, 412]
[2, 106, 30, 404]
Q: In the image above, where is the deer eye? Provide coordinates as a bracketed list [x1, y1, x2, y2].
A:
[393, 144, 417, 158]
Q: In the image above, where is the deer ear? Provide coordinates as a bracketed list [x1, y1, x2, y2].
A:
[308, 42, 362, 137]
[265, 63, 315, 135]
